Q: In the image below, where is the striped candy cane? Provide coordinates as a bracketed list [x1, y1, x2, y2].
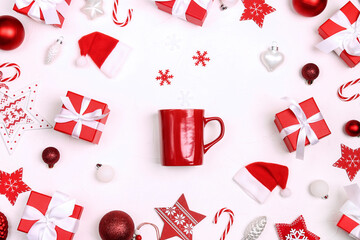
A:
[213, 208, 234, 240]
[113, 0, 133, 27]
[0, 62, 21, 82]
[338, 78, 360, 102]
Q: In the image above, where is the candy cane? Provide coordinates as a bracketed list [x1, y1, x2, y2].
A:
[113, 0, 133, 27]
[213, 208, 234, 240]
[136, 222, 160, 240]
[0, 63, 21, 82]
[338, 78, 360, 102]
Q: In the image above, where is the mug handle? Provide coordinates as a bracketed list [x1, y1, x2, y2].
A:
[204, 117, 225, 154]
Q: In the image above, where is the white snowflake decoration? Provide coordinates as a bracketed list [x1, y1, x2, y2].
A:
[165, 207, 176, 216]
[346, 155, 359, 167]
[183, 223, 193, 235]
[165, 34, 181, 51]
[249, 3, 263, 16]
[174, 214, 185, 225]
[178, 90, 193, 107]
[286, 229, 309, 240]
[5, 179, 18, 192]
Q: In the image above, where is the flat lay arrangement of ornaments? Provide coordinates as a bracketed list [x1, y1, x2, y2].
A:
[1, 0, 360, 239]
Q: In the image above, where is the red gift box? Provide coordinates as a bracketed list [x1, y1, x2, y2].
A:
[155, 0, 212, 26]
[13, 0, 71, 28]
[18, 191, 83, 240]
[318, 1, 360, 68]
[337, 214, 360, 238]
[54, 91, 110, 144]
[274, 98, 331, 153]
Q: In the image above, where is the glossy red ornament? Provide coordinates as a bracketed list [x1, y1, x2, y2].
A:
[345, 120, 360, 137]
[0, 16, 25, 50]
[135, 235, 142, 240]
[159, 109, 225, 166]
[42, 147, 60, 168]
[0, 212, 8, 240]
[292, 0, 327, 17]
[302, 63, 319, 84]
[99, 211, 135, 240]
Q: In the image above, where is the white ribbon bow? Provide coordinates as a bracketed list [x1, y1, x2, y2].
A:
[280, 98, 323, 160]
[22, 192, 79, 240]
[54, 96, 108, 139]
[15, 0, 68, 25]
[317, 8, 360, 56]
[153, 0, 211, 21]
[341, 184, 360, 239]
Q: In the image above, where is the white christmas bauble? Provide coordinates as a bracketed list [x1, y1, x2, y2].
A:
[96, 164, 115, 183]
[309, 180, 329, 199]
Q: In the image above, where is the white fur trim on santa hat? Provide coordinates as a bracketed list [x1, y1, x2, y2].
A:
[100, 42, 131, 78]
[233, 167, 271, 204]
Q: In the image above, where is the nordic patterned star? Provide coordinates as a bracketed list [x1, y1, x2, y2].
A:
[0, 168, 31, 205]
[240, 0, 276, 28]
[275, 215, 320, 240]
[333, 144, 360, 181]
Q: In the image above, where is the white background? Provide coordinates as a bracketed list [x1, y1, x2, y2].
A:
[0, 0, 359, 239]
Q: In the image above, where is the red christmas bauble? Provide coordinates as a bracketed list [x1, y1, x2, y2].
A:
[345, 120, 360, 137]
[0, 16, 25, 50]
[292, 0, 327, 17]
[42, 147, 60, 168]
[99, 211, 135, 240]
[0, 212, 8, 240]
[302, 63, 319, 84]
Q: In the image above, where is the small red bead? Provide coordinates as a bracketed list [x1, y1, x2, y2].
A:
[135, 235, 142, 240]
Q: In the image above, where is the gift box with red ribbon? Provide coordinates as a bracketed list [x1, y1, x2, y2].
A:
[18, 191, 83, 240]
[155, 0, 212, 26]
[13, 0, 71, 28]
[317, 1, 360, 68]
[274, 98, 331, 159]
[54, 91, 110, 144]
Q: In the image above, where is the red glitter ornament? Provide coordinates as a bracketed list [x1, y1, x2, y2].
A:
[292, 0, 327, 17]
[345, 120, 360, 137]
[0, 212, 8, 240]
[135, 235, 142, 240]
[0, 16, 25, 50]
[302, 63, 319, 84]
[42, 147, 60, 168]
[99, 211, 135, 240]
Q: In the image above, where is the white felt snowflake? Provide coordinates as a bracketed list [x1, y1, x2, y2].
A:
[165, 207, 176, 216]
[183, 223, 193, 235]
[286, 229, 309, 240]
[174, 214, 185, 225]
[165, 34, 181, 51]
[178, 90, 193, 107]
[346, 155, 360, 167]
[249, 2, 263, 16]
[4, 179, 18, 192]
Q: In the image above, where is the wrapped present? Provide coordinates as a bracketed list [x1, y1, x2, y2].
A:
[316, 1, 360, 68]
[274, 97, 331, 160]
[337, 184, 360, 239]
[54, 91, 110, 144]
[13, 0, 71, 28]
[18, 191, 83, 240]
[154, 0, 212, 26]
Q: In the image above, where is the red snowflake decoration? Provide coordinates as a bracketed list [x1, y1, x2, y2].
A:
[240, 0, 276, 28]
[0, 168, 31, 205]
[156, 69, 173, 86]
[276, 215, 320, 240]
[192, 51, 210, 67]
[333, 144, 360, 181]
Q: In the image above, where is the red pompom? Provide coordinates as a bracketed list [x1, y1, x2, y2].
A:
[345, 120, 360, 137]
[99, 211, 135, 240]
[302, 63, 319, 85]
[0, 212, 8, 240]
[135, 235, 142, 240]
[292, 0, 327, 17]
[42, 147, 60, 168]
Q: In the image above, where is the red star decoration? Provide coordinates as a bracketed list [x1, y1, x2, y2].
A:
[240, 0, 276, 28]
[275, 215, 320, 240]
[155, 194, 206, 240]
[0, 168, 31, 205]
[333, 144, 360, 181]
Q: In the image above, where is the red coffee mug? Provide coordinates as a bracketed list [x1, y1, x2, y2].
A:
[159, 109, 225, 166]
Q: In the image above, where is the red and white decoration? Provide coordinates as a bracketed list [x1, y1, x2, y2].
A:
[0, 63, 21, 82]
[333, 144, 360, 182]
[213, 208, 234, 240]
[155, 194, 206, 240]
[233, 162, 291, 204]
[338, 78, 360, 102]
[0, 83, 52, 154]
[113, 0, 133, 27]
[275, 215, 320, 240]
[0, 168, 31, 206]
[240, 0, 276, 28]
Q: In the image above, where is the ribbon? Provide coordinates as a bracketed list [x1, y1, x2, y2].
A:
[316, 8, 360, 56]
[341, 184, 360, 239]
[15, 0, 68, 25]
[279, 97, 323, 160]
[153, 0, 211, 21]
[54, 96, 108, 139]
[22, 192, 79, 240]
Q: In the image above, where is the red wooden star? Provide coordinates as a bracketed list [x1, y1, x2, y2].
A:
[155, 194, 206, 240]
[0, 168, 31, 205]
[333, 144, 360, 181]
[240, 0, 276, 28]
[275, 215, 320, 240]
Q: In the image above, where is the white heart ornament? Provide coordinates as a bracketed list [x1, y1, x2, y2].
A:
[260, 43, 284, 72]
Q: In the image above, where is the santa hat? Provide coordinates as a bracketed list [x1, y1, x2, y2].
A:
[233, 162, 291, 204]
[76, 32, 131, 78]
